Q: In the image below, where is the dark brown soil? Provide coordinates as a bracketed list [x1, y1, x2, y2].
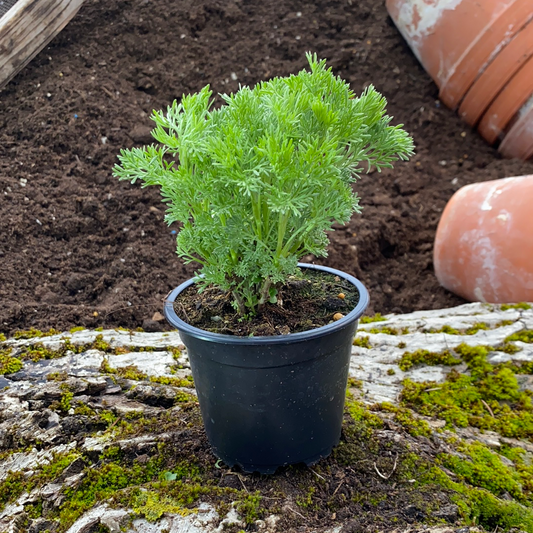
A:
[1, 0, 533, 336]
[174, 268, 361, 336]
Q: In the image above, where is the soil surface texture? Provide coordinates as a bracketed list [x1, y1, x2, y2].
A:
[174, 267, 361, 336]
[1, 0, 533, 335]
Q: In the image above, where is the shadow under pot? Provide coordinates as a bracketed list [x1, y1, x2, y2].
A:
[163, 263, 369, 474]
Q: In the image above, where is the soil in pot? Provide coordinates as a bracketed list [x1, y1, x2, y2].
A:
[173, 267, 360, 336]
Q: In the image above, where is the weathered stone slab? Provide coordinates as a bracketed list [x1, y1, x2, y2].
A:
[0, 302, 531, 532]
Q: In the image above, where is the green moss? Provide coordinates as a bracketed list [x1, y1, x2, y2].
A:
[345, 394, 383, 429]
[236, 492, 263, 524]
[17, 333, 140, 364]
[439, 441, 525, 501]
[0, 451, 80, 514]
[47, 371, 68, 382]
[130, 490, 192, 521]
[427, 467, 533, 532]
[163, 461, 201, 482]
[74, 403, 96, 416]
[92, 334, 111, 352]
[175, 391, 196, 403]
[498, 342, 522, 355]
[465, 322, 490, 335]
[169, 347, 182, 360]
[368, 326, 401, 335]
[501, 303, 532, 311]
[59, 462, 137, 526]
[398, 349, 461, 371]
[296, 486, 317, 510]
[99, 410, 118, 426]
[20, 343, 66, 362]
[353, 335, 372, 348]
[0, 347, 23, 375]
[0, 333, 6, 342]
[397, 341, 406, 349]
[0, 471, 29, 510]
[434, 325, 460, 335]
[25, 500, 44, 519]
[347, 377, 363, 389]
[69, 326, 86, 333]
[360, 313, 387, 324]
[50, 384, 74, 413]
[496, 320, 515, 327]
[506, 330, 533, 344]
[117, 365, 148, 381]
[149, 375, 195, 388]
[13, 328, 61, 339]
[387, 368, 396, 376]
[401, 343, 533, 438]
[431, 322, 518, 336]
[375, 402, 432, 437]
[40, 452, 80, 480]
[100, 359, 148, 381]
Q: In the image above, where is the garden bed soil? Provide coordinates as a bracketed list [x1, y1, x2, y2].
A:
[1, 0, 533, 336]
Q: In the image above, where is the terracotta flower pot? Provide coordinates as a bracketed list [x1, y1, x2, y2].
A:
[458, 17, 533, 127]
[434, 175, 533, 303]
[498, 96, 533, 160]
[477, 54, 533, 145]
[386, 0, 533, 110]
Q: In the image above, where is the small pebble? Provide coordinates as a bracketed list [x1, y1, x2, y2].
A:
[338, 293, 345, 300]
[333, 313, 344, 321]
[93, 311, 99, 317]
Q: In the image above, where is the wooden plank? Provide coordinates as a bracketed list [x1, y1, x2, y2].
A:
[0, 0, 85, 90]
[0, 0, 21, 19]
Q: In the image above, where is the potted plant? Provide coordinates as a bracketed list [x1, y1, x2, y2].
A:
[113, 54, 414, 473]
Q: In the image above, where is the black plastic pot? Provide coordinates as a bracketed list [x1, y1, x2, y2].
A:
[164, 263, 369, 474]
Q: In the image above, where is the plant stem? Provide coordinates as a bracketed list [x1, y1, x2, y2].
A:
[258, 277, 272, 307]
[251, 191, 262, 239]
[275, 212, 289, 258]
[232, 291, 247, 316]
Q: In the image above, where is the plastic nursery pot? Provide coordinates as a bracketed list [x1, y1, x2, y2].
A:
[385, 0, 533, 110]
[163, 263, 369, 474]
[458, 17, 533, 127]
[434, 175, 533, 303]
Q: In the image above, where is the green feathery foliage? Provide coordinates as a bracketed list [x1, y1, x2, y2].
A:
[114, 53, 414, 315]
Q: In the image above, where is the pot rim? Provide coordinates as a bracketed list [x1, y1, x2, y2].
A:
[163, 263, 369, 345]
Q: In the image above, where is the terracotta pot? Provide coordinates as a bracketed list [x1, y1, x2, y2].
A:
[458, 17, 533, 127]
[434, 175, 533, 303]
[498, 96, 533, 160]
[477, 54, 533, 145]
[386, 0, 533, 110]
